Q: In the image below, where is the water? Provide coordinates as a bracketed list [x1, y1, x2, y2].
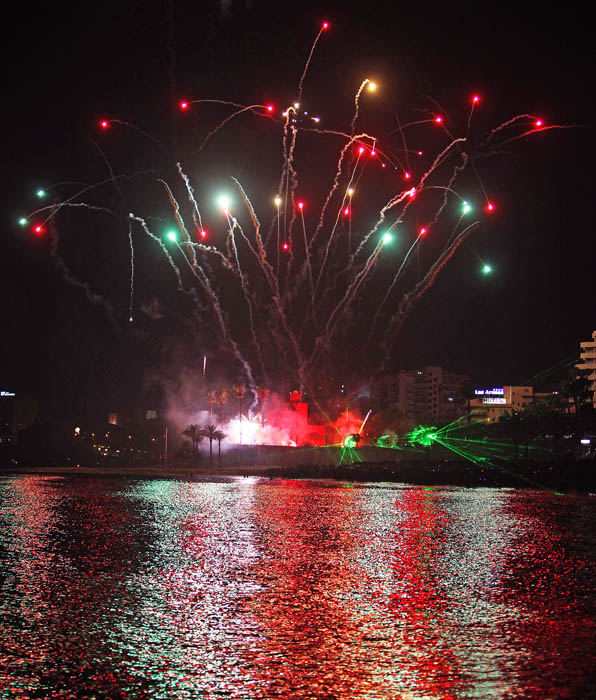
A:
[0, 475, 594, 699]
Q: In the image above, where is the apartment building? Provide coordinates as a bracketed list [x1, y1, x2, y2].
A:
[576, 329, 596, 407]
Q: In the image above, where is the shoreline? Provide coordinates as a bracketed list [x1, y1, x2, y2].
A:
[2, 459, 595, 493]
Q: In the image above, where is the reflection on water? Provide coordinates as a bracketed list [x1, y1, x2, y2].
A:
[0, 476, 594, 699]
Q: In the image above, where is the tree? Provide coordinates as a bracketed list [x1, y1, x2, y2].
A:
[202, 424, 220, 469]
[216, 389, 229, 427]
[231, 384, 246, 443]
[214, 429, 227, 470]
[182, 424, 203, 466]
[256, 385, 270, 426]
[206, 389, 218, 423]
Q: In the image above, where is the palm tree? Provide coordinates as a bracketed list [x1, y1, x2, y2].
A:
[216, 389, 229, 427]
[182, 424, 203, 466]
[256, 385, 270, 426]
[214, 429, 227, 470]
[206, 389, 218, 423]
[202, 424, 220, 469]
[231, 384, 246, 443]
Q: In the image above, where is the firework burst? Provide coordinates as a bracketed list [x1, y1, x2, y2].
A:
[22, 21, 566, 405]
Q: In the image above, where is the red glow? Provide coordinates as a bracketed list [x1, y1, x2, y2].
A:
[297, 201, 304, 210]
[408, 188, 416, 199]
[486, 202, 495, 212]
[472, 95, 480, 103]
[343, 207, 350, 216]
[417, 151, 423, 156]
[404, 171, 411, 180]
[282, 242, 289, 251]
[179, 100, 189, 110]
[434, 115, 443, 124]
[322, 21, 329, 29]
[381, 163, 386, 168]
[33, 224, 44, 235]
[266, 104, 274, 112]
[200, 229, 207, 238]
[419, 227, 427, 236]
[535, 119, 543, 127]
[358, 146, 365, 154]
[370, 149, 376, 156]
[100, 120, 109, 129]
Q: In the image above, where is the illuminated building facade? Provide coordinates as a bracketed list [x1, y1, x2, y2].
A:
[576, 329, 596, 407]
[378, 366, 470, 421]
[469, 386, 535, 421]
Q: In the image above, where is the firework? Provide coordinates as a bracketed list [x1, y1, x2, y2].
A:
[21, 21, 566, 407]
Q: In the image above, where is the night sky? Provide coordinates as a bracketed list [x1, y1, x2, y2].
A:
[2, 1, 595, 420]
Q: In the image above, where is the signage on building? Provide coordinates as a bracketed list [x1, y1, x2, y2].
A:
[474, 388, 504, 396]
[483, 397, 507, 404]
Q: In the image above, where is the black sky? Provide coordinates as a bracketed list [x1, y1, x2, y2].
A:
[2, 1, 595, 419]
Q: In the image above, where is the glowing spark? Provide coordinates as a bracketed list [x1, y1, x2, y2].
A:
[419, 227, 427, 236]
[358, 146, 365, 154]
[274, 196, 282, 207]
[217, 195, 231, 211]
[18, 217, 27, 226]
[408, 187, 416, 198]
[266, 104, 274, 112]
[282, 242, 289, 251]
[472, 95, 480, 103]
[347, 187, 354, 197]
[322, 21, 329, 29]
[382, 232, 393, 244]
[297, 201, 304, 209]
[482, 264, 492, 274]
[100, 120, 109, 129]
[200, 229, 207, 239]
[434, 115, 443, 124]
[167, 230, 177, 242]
[535, 119, 543, 127]
[462, 200, 472, 214]
[343, 207, 350, 216]
[33, 224, 43, 234]
[486, 201, 495, 212]
[370, 149, 377, 156]
[367, 81, 377, 92]
[36, 189, 46, 198]
[179, 100, 189, 110]
[404, 171, 411, 180]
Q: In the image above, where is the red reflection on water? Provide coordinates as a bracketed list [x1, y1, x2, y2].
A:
[490, 494, 596, 697]
[244, 481, 381, 698]
[387, 488, 464, 698]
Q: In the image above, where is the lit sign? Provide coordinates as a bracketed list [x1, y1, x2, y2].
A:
[475, 388, 504, 396]
[483, 397, 506, 404]
[0, 391, 15, 397]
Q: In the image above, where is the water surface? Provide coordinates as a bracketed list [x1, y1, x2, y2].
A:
[0, 475, 594, 698]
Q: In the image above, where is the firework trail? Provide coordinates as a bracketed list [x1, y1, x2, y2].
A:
[20, 21, 569, 401]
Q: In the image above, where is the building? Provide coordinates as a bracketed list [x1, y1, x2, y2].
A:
[377, 366, 470, 422]
[576, 329, 596, 407]
[469, 386, 536, 421]
[0, 390, 16, 445]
